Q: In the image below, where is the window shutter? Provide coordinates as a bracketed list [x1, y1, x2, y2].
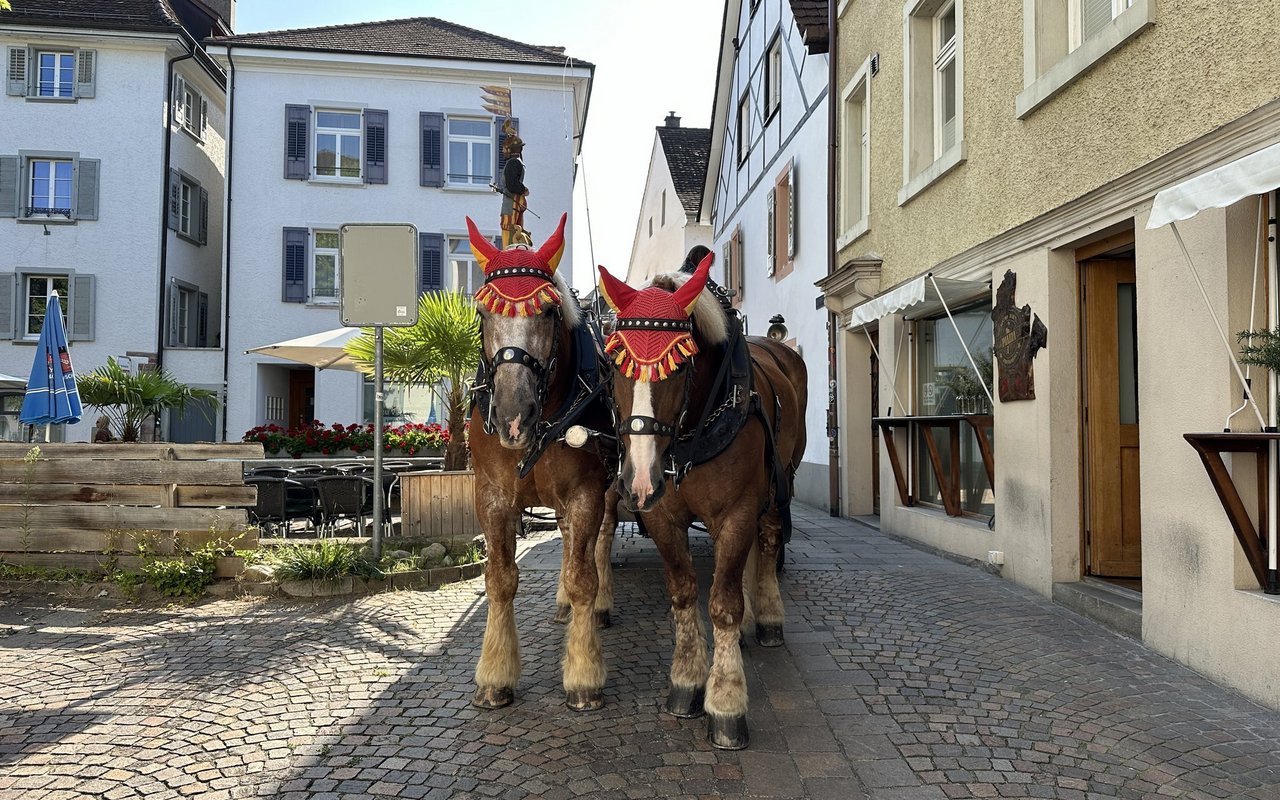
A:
[172, 75, 185, 125]
[363, 109, 388, 185]
[282, 227, 308, 302]
[766, 187, 776, 277]
[197, 292, 209, 347]
[284, 104, 310, 180]
[167, 169, 180, 230]
[787, 166, 797, 259]
[733, 229, 744, 302]
[167, 282, 180, 346]
[69, 274, 95, 341]
[200, 97, 208, 138]
[0, 156, 17, 218]
[0, 273, 13, 340]
[419, 232, 444, 293]
[420, 112, 444, 187]
[74, 159, 100, 221]
[495, 117, 519, 192]
[75, 49, 96, 98]
[198, 186, 209, 245]
[6, 47, 26, 97]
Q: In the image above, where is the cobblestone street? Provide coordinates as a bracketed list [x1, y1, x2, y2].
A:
[2, 505, 1279, 799]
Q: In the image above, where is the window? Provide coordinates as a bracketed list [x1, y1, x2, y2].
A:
[839, 59, 871, 243]
[7, 47, 94, 100]
[736, 91, 752, 164]
[722, 227, 744, 308]
[447, 118, 493, 187]
[913, 302, 993, 517]
[768, 161, 797, 280]
[765, 34, 783, 120]
[36, 51, 74, 98]
[179, 181, 193, 237]
[447, 237, 486, 295]
[168, 169, 206, 245]
[27, 159, 72, 218]
[312, 231, 340, 303]
[661, 190, 666, 226]
[0, 153, 98, 222]
[901, 0, 965, 204]
[168, 280, 204, 347]
[314, 110, 361, 179]
[0, 271, 94, 341]
[1071, 0, 1133, 51]
[23, 275, 68, 338]
[172, 75, 207, 140]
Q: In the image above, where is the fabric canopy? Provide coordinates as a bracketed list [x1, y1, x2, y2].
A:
[1147, 141, 1280, 229]
[0, 373, 26, 391]
[20, 291, 82, 426]
[849, 274, 989, 328]
[246, 327, 367, 371]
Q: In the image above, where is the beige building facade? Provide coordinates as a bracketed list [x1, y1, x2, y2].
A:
[821, 0, 1280, 709]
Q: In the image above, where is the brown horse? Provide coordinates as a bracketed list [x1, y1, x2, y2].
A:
[466, 213, 615, 711]
[596, 254, 808, 749]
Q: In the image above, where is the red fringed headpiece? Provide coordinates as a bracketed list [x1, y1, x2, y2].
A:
[466, 213, 567, 318]
[597, 253, 714, 383]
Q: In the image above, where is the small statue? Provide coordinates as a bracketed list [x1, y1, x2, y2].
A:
[499, 119, 529, 248]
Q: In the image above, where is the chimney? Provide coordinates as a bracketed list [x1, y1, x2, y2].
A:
[203, 0, 236, 32]
[664, 111, 681, 128]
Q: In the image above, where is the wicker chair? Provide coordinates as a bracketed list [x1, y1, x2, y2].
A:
[315, 475, 374, 537]
[245, 477, 314, 537]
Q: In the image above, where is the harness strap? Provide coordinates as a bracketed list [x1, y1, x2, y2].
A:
[492, 346, 547, 379]
[621, 415, 677, 437]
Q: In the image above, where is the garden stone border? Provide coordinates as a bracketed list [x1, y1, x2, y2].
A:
[270, 558, 485, 599]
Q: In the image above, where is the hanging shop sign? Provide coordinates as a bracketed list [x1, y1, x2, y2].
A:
[991, 270, 1048, 402]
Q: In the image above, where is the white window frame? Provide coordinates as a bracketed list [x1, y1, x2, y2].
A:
[311, 230, 340, 304]
[35, 50, 75, 99]
[313, 109, 363, 182]
[27, 158, 74, 220]
[899, 0, 966, 206]
[178, 181, 193, 238]
[446, 117, 494, 188]
[447, 236, 486, 296]
[1069, 0, 1133, 52]
[176, 284, 195, 346]
[22, 273, 69, 339]
[838, 57, 872, 247]
[932, 2, 958, 159]
[1016, 0, 1154, 118]
[737, 91, 752, 165]
[765, 33, 783, 121]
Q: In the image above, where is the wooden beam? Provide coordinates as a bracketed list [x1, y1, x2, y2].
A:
[0, 525, 256, 555]
[0, 443, 265, 460]
[0, 505, 247, 534]
[1185, 437, 1269, 589]
[873, 422, 911, 507]
[920, 423, 961, 517]
[0, 552, 147, 573]
[0, 460, 244, 485]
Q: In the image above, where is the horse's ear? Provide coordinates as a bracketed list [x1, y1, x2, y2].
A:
[467, 217, 500, 270]
[597, 265, 637, 312]
[672, 251, 713, 315]
[536, 212, 568, 273]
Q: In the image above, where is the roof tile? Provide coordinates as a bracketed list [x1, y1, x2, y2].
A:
[790, 0, 829, 54]
[657, 126, 712, 217]
[2, 0, 183, 33]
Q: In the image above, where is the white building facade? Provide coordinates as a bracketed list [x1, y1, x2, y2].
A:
[700, 0, 831, 506]
[626, 113, 712, 285]
[206, 19, 592, 441]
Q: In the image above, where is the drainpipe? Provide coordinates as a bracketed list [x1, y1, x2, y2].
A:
[826, 0, 841, 517]
[156, 38, 196, 439]
[219, 47, 236, 442]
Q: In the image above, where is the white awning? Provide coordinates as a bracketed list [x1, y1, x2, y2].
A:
[849, 274, 989, 328]
[1147, 141, 1280, 229]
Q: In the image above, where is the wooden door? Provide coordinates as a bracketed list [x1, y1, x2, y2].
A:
[1081, 259, 1142, 577]
[288, 370, 315, 428]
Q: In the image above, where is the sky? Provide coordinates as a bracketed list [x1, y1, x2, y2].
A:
[235, 0, 725, 292]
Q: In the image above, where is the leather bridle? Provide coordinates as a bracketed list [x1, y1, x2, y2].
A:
[474, 284, 562, 437]
[611, 318, 697, 486]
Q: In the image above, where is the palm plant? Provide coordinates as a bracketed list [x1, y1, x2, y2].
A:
[346, 291, 481, 470]
[78, 357, 220, 441]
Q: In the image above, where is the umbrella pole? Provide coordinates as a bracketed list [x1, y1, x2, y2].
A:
[373, 325, 385, 561]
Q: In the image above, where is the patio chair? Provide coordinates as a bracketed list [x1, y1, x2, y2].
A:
[315, 475, 374, 537]
[245, 477, 315, 538]
[246, 466, 294, 479]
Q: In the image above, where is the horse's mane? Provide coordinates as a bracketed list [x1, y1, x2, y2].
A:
[648, 272, 728, 345]
[551, 270, 582, 329]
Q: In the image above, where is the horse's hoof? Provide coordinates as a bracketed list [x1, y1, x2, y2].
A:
[664, 685, 705, 718]
[756, 623, 785, 648]
[472, 686, 514, 709]
[554, 604, 571, 624]
[594, 610, 612, 629]
[565, 689, 604, 712]
[708, 714, 750, 750]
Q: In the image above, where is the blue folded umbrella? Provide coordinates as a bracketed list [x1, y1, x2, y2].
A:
[20, 291, 82, 426]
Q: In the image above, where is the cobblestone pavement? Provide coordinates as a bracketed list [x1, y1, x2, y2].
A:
[2, 505, 1280, 800]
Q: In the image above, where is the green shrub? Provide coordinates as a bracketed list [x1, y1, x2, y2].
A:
[141, 548, 216, 598]
[455, 542, 485, 565]
[269, 540, 380, 581]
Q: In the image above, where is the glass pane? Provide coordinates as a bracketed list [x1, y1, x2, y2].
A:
[59, 55, 73, 97]
[470, 261, 485, 294]
[472, 142, 492, 182]
[314, 254, 337, 297]
[316, 134, 336, 176]
[315, 232, 339, 249]
[449, 141, 468, 180]
[339, 135, 361, 177]
[316, 111, 359, 129]
[449, 119, 491, 137]
[939, 7, 956, 45]
[1117, 282, 1138, 425]
[449, 238, 471, 257]
[53, 162, 72, 209]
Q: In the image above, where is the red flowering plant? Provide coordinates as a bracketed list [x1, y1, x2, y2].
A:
[243, 421, 449, 458]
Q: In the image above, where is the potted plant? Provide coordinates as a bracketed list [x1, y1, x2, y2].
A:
[79, 357, 220, 441]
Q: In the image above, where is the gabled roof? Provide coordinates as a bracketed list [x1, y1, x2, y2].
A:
[657, 126, 712, 217]
[789, 0, 829, 54]
[1, 0, 185, 34]
[207, 17, 591, 68]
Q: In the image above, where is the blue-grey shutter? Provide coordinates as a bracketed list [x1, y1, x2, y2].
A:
[420, 112, 443, 187]
[69, 274, 95, 341]
[495, 117, 519, 191]
[198, 186, 208, 244]
[75, 158, 99, 221]
[75, 49, 95, 99]
[197, 292, 209, 347]
[363, 109, 387, 185]
[6, 48, 26, 97]
[282, 227, 308, 303]
[0, 156, 17, 218]
[167, 282, 180, 346]
[167, 169, 180, 230]
[0, 273, 13, 340]
[200, 96, 208, 139]
[285, 105, 310, 180]
[419, 232, 444, 294]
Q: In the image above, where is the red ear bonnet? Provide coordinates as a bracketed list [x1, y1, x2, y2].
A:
[472, 212, 568, 317]
[599, 253, 714, 382]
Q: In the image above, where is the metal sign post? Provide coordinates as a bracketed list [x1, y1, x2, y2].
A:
[339, 223, 420, 560]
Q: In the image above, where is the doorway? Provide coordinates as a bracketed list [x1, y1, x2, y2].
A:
[870, 330, 881, 515]
[1080, 257, 1142, 582]
[288, 369, 315, 428]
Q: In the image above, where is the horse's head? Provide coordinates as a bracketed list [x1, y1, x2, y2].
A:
[598, 252, 719, 512]
[471, 212, 577, 449]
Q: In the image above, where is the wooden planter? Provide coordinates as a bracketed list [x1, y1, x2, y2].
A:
[399, 470, 479, 542]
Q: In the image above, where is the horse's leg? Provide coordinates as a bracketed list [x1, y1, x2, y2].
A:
[561, 494, 607, 710]
[704, 508, 755, 750]
[593, 490, 619, 629]
[554, 513, 571, 624]
[473, 503, 521, 709]
[754, 508, 786, 647]
[649, 520, 708, 719]
[740, 539, 758, 639]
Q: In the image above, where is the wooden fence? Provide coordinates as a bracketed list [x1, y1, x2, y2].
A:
[0, 442, 263, 573]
